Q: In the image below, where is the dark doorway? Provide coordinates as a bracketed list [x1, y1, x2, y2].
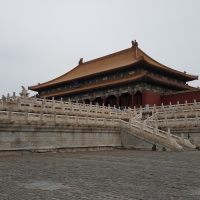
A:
[106, 95, 117, 107]
[134, 91, 142, 107]
[93, 97, 103, 106]
[84, 99, 90, 104]
[120, 93, 132, 109]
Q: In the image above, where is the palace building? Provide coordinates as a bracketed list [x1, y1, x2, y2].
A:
[28, 41, 200, 108]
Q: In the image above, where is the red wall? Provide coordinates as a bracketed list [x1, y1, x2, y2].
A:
[142, 90, 161, 107]
[161, 91, 200, 105]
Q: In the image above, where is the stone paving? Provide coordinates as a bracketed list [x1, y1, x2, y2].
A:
[0, 150, 200, 200]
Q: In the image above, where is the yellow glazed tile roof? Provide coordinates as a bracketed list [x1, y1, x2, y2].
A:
[29, 43, 198, 91]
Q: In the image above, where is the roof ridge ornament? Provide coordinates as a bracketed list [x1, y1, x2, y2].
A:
[132, 40, 138, 48]
[79, 58, 83, 65]
[132, 40, 139, 59]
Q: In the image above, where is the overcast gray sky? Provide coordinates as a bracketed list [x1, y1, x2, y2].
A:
[1, 0, 200, 97]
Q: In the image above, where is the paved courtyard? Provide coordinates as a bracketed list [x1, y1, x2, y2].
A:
[0, 150, 200, 200]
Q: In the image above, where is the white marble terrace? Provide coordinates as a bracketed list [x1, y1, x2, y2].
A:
[0, 87, 197, 151]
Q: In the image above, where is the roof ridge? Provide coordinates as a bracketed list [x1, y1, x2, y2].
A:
[81, 47, 134, 65]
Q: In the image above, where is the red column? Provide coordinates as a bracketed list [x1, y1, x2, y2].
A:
[142, 90, 145, 107]
[117, 94, 120, 108]
[132, 92, 134, 109]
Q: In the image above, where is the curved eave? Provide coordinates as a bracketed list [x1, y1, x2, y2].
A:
[39, 70, 148, 98]
[161, 89, 200, 96]
[141, 58, 198, 82]
[28, 60, 143, 91]
[146, 74, 195, 90]
[39, 71, 194, 98]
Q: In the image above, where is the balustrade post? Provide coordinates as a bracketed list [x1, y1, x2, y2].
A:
[30, 97, 34, 109]
[181, 133, 184, 144]
[69, 101, 72, 111]
[147, 114, 149, 124]
[134, 106, 137, 115]
[54, 111, 56, 122]
[96, 106, 98, 115]
[155, 114, 158, 124]
[190, 106, 193, 115]
[86, 116, 88, 124]
[8, 108, 12, 120]
[165, 115, 167, 126]
[167, 128, 171, 144]
[140, 123, 143, 133]
[146, 104, 149, 111]
[95, 116, 97, 125]
[194, 99, 197, 109]
[177, 101, 179, 109]
[52, 97, 55, 111]
[7, 93, 10, 100]
[196, 113, 199, 126]
[174, 115, 177, 126]
[65, 113, 68, 123]
[185, 100, 188, 109]
[76, 115, 78, 124]
[13, 92, 16, 100]
[153, 104, 156, 111]
[60, 98, 64, 112]
[185, 114, 187, 126]
[143, 120, 146, 129]
[25, 110, 28, 121]
[42, 97, 46, 109]
[16, 98, 21, 109]
[40, 110, 43, 122]
[161, 103, 164, 111]
[163, 109, 166, 117]
[168, 128, 170, 134]
[169, 102, 172, 110]
[182, 107, 184, 116]
[119, 118, 121, 127]
[33, 94, 36, 102]
[2, 95, 6, 108]
[154, 124, 158, 135]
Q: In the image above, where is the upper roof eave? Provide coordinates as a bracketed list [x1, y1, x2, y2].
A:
[138, 48, 198, 81]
